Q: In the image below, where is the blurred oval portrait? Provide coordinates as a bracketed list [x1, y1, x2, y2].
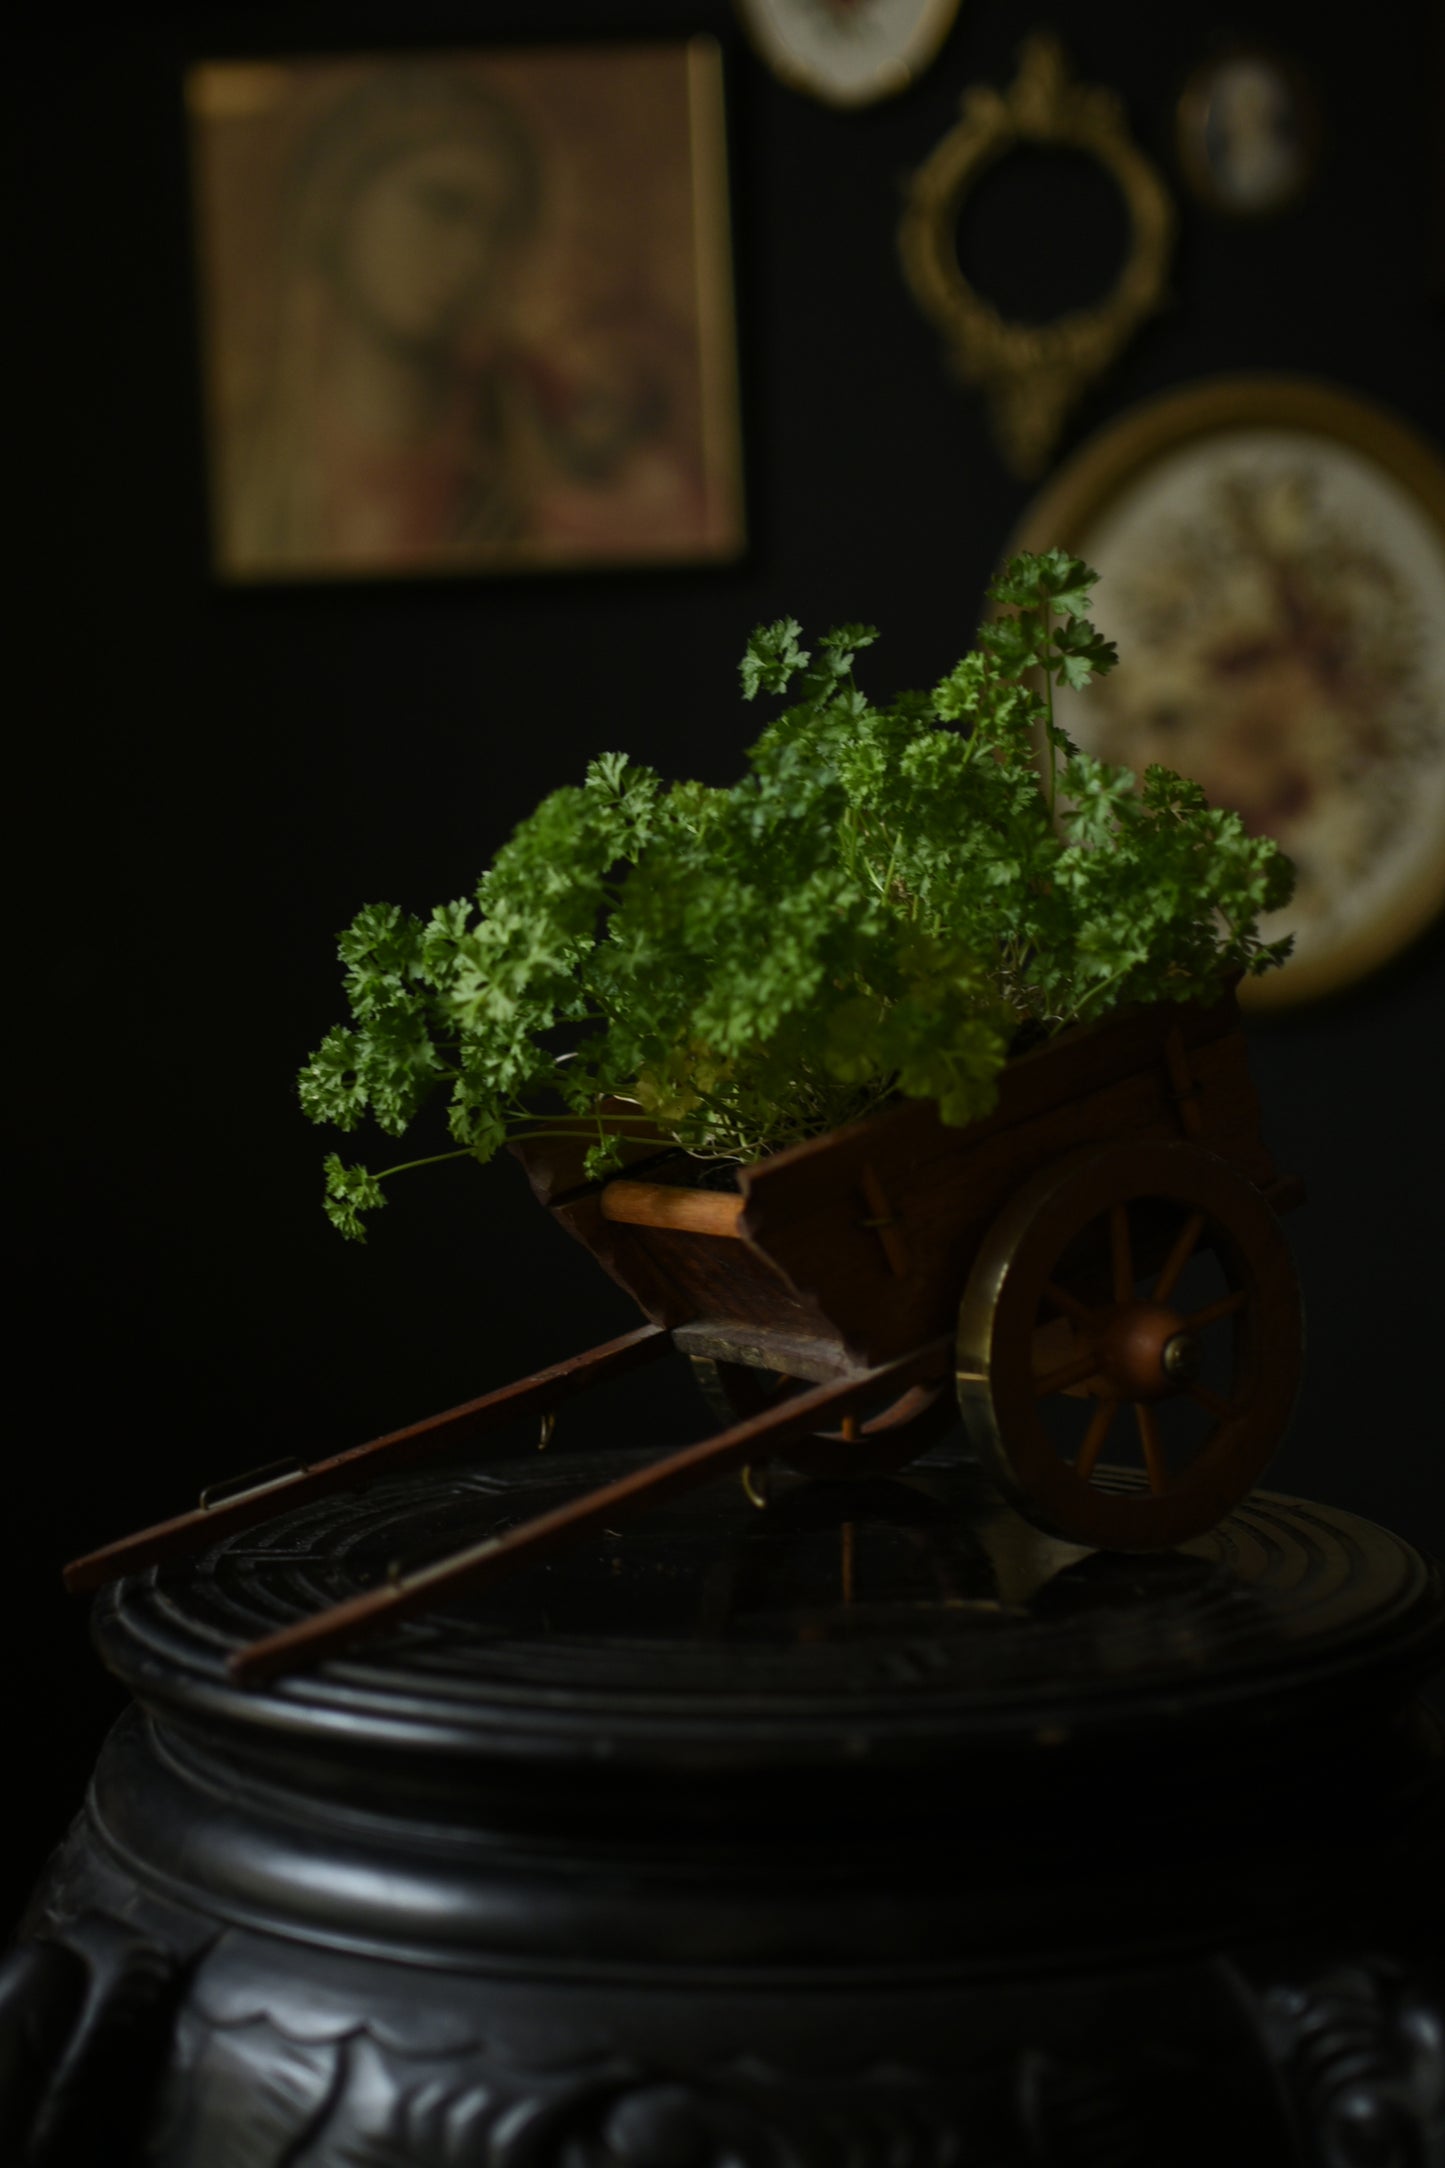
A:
[1177, 47, 1320, 218]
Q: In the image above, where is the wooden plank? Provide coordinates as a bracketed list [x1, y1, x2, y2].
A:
[546, 1197, 699, 1331]
[671, 1321, 862, 1385]
[540, 1192, 843, 1349]
[63, 1323, 673, 1594]
[749, 1024, 1266, 1255]
[601, 1180, 745, 1238]
[735, 992, 1247, 1227]
[741, 1028, 1277, 1366]
[610, 1223, 838, 1337]
[229, 1337, 953, 1685]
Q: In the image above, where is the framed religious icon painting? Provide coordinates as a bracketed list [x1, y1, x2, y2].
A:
[1011, 377, 1445, 1007]
[735, 0, 960, 107]
[187, 40, 745, 581]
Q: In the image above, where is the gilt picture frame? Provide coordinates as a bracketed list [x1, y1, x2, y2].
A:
[187, 39, 745, 582]
[1011, 377, 1445, 1007]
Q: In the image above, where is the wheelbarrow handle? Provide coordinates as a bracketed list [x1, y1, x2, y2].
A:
[63, 1323, 673, 1594]
[231, 1335, 954, 1686]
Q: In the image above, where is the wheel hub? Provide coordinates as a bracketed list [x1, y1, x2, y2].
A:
[1096, 1303, 1197, 1401]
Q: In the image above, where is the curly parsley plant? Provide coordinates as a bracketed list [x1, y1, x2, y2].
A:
[302, 550, 1294, 1239]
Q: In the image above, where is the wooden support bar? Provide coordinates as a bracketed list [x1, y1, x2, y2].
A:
[600, 1179, 745, 1238]
[63, 1323, 673, 1594]
[1163, 1025, 1204, 1137]
[858, 1163, 911, 1280]
[229, 1336, 953, 1685]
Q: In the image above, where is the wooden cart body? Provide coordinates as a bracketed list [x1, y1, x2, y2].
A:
[514, 989, 1291, 1385]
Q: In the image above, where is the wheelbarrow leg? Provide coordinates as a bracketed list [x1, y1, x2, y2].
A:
[230, 1336, 952, 1685]
[63, 1324, 673, 1594]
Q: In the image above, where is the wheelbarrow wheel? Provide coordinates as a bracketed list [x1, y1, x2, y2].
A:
[688, 1357, 957, 1478]
[957, 1139, 1302, 1549]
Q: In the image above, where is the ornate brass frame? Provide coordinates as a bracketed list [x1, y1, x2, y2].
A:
[898, 36, 1175, 477]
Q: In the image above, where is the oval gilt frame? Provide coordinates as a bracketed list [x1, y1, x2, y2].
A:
[899, 36, 1174, 478]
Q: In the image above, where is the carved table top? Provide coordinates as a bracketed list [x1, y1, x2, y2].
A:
[96, 1444, 1445, 1789]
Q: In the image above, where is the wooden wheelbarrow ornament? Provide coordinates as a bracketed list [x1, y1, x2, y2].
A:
[67, 992, 1303, 1686]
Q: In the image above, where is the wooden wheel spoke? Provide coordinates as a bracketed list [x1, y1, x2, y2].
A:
[1183, 1289, 1247, 1332]
[1153, 1210, 1206, 1304]
[1074, 1397, 1119, 1483]
[1110, 1202, 1134, 1305]
[1134, 1403, 1168, 1495]
[1043, 1279, 1096, 1329]
[1034, 1345, 1103, 1398]
[1189, 1381, 1237, 1421]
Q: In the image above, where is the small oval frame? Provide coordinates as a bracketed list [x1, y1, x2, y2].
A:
[899, 35, 1175, 478]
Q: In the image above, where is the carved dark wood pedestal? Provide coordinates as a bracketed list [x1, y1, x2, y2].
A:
[6, 1446, 1444, 2167]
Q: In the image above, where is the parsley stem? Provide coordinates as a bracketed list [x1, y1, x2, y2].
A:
[372, 1148, 485, 1181]
[508, 1115, 662, 1136]
[1042, 596, 1057, 815]
[1070, 959, 1136, 1018]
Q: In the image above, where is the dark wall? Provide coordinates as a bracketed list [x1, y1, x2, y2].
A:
[12, 0, 1445, 1930]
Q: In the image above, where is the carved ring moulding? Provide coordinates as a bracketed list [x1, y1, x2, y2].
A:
[899, 36, 1175, 477]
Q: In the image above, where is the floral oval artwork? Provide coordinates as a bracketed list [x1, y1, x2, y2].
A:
[1013, 380, 1445, 1005]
